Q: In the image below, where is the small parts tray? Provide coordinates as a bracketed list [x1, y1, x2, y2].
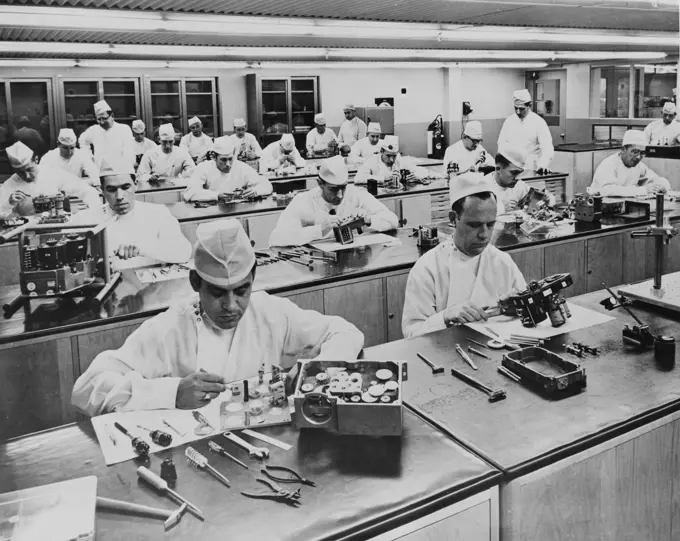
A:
[502, 346, 586, 396]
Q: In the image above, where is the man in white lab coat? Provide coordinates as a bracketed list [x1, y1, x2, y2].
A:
[269, 155, 398, 247]
[78, 100, 135, 170]
[183, 136, 273, 202]
[71, 218, 364, 415]
[0, 141, 101, 218]
[643, 102, 680, 146]
[402, 175, 526, 339]
[72, 157, 191, 266]
[442, 121, 495, 177]
[590, 129, 670, 197]
[305, 113, 338, 158]
[349, 122, 382, 164]
[337, 104, 367, 151]
[354, 136, 428, 185]
[137, 124, 196, 189]
[40, 128, 100, 187]
[131, 120, 157, 171]
[180, 116, 214, 164]
[497, 89, 554, 174]
[228, 118, 262, 167]
[260, 133, 306, 172]
[481, 147, 555, 214]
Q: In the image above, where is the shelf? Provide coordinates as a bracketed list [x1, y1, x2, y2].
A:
[151, 93, 181, 96]
[292, 111, 315, 114]
[291, 91, 315, 94]
[262, 91, 287, 94]
[65, 95, 98, 98]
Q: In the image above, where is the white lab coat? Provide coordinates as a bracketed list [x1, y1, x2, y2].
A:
[349, 137, 381, 164]
[442, 141, 495, 176]
[78, 122, 135, 170]
[183, 159, 273, 202]
[133, 138, 157, 166]
[643, 120, 680, 146]
[338, 117, 367, 147]
[305, 128, 337, 155]
[228, 133, 263, 160]
[402, 240, 526, 338]
[269, 185, 399, 247]
[0, 167, 101, 218]
[481, 172, 556, 214]
[590, 153, 670, 197]
[72, 201, 192, 266]
[180, 132, 214, 163]
[71, 291, 365, 416]
[354, 153, 428, 185]
[40, 148, 100, 187]
[497, 111, 554, 171]
[259, 142, 306, 172]
[136, 147, 196, 188]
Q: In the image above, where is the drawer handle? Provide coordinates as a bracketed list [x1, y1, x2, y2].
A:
[587, 270, 592, 275]
[388, 313, 395, 319]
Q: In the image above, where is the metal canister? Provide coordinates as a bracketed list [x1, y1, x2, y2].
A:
[65, 234, 87, 263]
[37, 239, 63, 270]
[367, 178, 379, 196]
[655, 335, 675, 368]
[547, 296, 566, 327]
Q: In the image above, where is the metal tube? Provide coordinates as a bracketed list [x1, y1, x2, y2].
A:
[654, 192, 665, 290]
[601, 282, 645, 326]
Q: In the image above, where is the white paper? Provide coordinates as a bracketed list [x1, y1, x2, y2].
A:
[466, 302, 614, 340]
[310, 232, 397, 252]
[135, 264, 191, 284]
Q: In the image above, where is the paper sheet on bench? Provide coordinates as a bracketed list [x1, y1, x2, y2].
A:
[466, 302, 614, 340]
[310, 233, 398, 252]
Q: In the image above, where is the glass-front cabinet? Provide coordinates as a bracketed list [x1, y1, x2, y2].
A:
[246, 74, 320, 152]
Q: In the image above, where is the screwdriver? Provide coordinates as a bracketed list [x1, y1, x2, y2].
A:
[185, 446, 231, 488]
[208, 441, 249, 470]
[114, 422, 150, 458]
[137, 466, 205, 521]
[137, 425, 173, 447]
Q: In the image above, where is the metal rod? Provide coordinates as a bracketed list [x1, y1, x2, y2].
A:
[93, 272, 121, 304]
[654, 192, 664, 290]
[601, 282, 645, 326]
[206, 464, 231, 487]
[166, 488, 205, 520]
[466, 338, 489, 349]
[497, 366, 521, 383]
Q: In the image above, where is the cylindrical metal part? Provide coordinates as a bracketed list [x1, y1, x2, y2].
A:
[654, 192, 665, 290]
[160, 458, 177, 488]
[655, 335, 675, 368]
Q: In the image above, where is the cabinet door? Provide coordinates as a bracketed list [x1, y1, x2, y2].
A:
[141, 189, 182, 205]
[0, 244, 20, 287]
[544, 240, 586, 296]
[586, 234, 623, 292]
[280, 290, 324, 313]
[400, 195, 432, 228]
[77, 324, 142, 375]
[0, 338, 75, 439]
[622, 233, 654, 284]
[509, 247, 545, 283]
[386, 273, 409, 342]
[324, 278, 386, 347]
[246, 213, 282, 249]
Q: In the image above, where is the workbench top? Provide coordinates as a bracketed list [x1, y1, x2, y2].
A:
[0, 409, 500, 541]
[364, 288, 680, 478]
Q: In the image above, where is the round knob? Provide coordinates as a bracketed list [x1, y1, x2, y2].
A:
[388, 313, 395, 319]
[587, 270, 593, 275]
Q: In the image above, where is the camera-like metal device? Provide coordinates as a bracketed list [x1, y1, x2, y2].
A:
[498, 272, 573, 328]
[333, 216, 365, 245]
[574, 193, 603, 222]
[413, 225, 439, 249]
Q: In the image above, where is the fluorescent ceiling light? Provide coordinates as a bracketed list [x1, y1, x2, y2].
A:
[0, 59, 73, 68]
[0, 42, 667, 62]
[0, 6, 676, 47]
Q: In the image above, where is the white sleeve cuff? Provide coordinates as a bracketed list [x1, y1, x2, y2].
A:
[124, 376, 182, 411]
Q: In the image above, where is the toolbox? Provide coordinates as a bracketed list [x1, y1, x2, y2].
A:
[502, 346, 586, 396]
[292, 360, 407, 436]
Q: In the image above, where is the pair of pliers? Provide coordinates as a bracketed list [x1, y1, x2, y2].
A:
[241, 478, 302, 506]
[261, 465, 316, 487]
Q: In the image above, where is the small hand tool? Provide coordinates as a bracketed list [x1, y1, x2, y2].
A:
[455, 344, 478, 370]
[137, 466, 205, 520]
[104, 424, 118, 446]
[450, 366, 506, 402]
[467, 346, 490, 359]
[572, 342, 600, 355]
[261, 465, 316, 487]
[97, 496, 185, 531]
[497, 366, 521, 383]
[161, 418, 186, 437]
[241, 478, 302, 506]
[466, 338, 489, 349]
[137, 425, 173, 447]
[223, 431, 270, 459]
[416, 352, 444, 374]
[208, 441, 249, 469]
[192, 410, 215, 436]
[564, 344, 585, 358]
[185, 446, 231, 488]
[160, 458, 178, 488]
[241, 429, 292, 451]
[114, 422, 150, 458]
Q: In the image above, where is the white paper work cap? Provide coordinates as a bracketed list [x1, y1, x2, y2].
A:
[662, 102, 677, 115]
[188, 116, 202, 127]
[497, 145, 525, 168]
[381, 135, 399, 154]
[463, 121, 483, 140]
[158, 124, 176, 141]
[343, 104, 355, 111]
[93, 100, 111, 116]
[233, 118, 246, 128]
[212, 136, 235, 157]
[57, 128, 77, 145]
[319, 156, 349, 186]
[279, 134, 295, 151]
[622, 129, 646, 150]
[193, 219, 256, 287]
[6, 141, 33, 169]
[132, 120, 146, 133]
[367, 122, 382, 134]
[449, 173, 497, 208]
[99, 156, 135, 178]
[513, 89, 532, 106]
[314, 113, 327, 126]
